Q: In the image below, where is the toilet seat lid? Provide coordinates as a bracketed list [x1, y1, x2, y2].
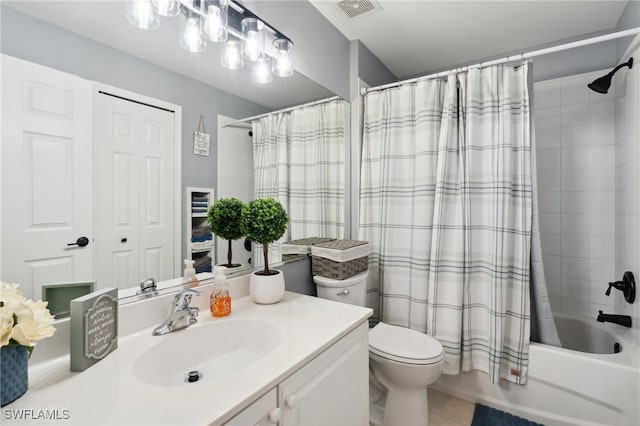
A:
[369, 322, 444, 365]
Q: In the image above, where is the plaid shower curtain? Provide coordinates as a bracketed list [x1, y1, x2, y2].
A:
[252, 98, 345, 266]
[360, 64, 532, 384]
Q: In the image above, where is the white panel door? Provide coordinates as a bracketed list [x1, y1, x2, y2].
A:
[1, 55, 93, 300]
[96, 93, 175, 289]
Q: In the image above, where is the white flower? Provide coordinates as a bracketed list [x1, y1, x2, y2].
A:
[0, 305, 15, 346]
[0, 282, 56, 348]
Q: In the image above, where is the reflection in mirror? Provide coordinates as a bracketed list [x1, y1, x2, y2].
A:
[0, 2, 344, 306]
[217, 97, 348, 272]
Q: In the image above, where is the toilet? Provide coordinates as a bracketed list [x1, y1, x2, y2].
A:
[313, 270, 445, 426]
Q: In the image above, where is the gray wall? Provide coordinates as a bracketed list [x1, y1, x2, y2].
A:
[1, 6, 270, 260]
[616, 0, 640, 59]
[242, 0, 351, 99]
[356, 40, 397, 88]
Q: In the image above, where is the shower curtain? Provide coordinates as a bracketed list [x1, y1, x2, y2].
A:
[252, 98, 345, 266]
[360, 63, 533, 384]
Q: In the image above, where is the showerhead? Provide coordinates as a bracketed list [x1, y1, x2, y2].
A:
[588, 57, 633, 94]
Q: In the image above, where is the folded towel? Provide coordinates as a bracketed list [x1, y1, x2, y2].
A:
[191, 226, 211, 237]
[196, 265, 213, 273]
[192, 201, 209, 207]
[192, 207, 208, 213]
[194, 255, 212, 269]
[192, 196, 209, 202]
[191, 232, 213, 243]
[191, 240, 214, 251]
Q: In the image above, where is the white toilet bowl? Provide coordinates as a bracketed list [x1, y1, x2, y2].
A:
[312, 272, 445, 426]
[369, 322, 444, 426]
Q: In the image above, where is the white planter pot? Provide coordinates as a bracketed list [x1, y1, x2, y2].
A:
[250, 269, 285, 304]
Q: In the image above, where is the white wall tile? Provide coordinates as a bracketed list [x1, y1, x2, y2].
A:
[537, 170, 561, 192]
[589, 258, 615, 283]
[541, 233, 561, 256]
[561, 170, 587, 191]
[588, 146, 615, 169]
[589, 214, 615, 237]
[561, 277, 590, 303]
[561, 103, 590, 126]
[536, 106, 561, 129]
[561, 213, 589, 236]
[561, 234, 589, 258]
[589, 236, 615, 260]
[561, 77, 590, 105]
[588, 168, 615, 192]
[561, 125, 590, 148]
[535, 128, 561, 151]
[590, 98, 615, 124]
[561, 256, 589, 280]
[537, 150, 561, 172]
[539, 192, 561, 213]
[539, 213, 561, 234]
[590, 122, 615, 146]
[589, 281, 615, 307]
[561, 191, 589, 214]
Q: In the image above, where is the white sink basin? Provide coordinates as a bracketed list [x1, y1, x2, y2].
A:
[132, 319, 281, 387]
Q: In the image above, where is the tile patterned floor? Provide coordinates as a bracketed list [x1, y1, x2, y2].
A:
[428, 389, 476, 426]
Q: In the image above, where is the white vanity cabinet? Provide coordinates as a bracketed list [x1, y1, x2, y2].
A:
[224, 321, 369, 425]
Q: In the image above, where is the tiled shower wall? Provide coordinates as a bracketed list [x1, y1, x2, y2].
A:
[614, 40, 639, 354]
[534, 70, 617, 318]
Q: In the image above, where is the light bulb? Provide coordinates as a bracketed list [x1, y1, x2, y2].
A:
[127, 0, 159, 30]
[253, 57, 272, 84]
[221, 40, 244, 70]
[203, 3, 228, 42]
[181, 17, 206, 53]
[241, 18, 264, 62]
[273, 38, 294, 77]
[152, 0, 179, 17]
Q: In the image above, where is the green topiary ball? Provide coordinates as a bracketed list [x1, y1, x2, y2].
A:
[207, 198, 245, 241]
[241, 198, 288, 244]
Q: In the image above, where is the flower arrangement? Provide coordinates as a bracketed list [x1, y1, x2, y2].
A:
[1, 282, 56, 353]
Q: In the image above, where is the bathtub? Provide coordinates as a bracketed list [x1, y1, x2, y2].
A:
[432, 314, 640, 425]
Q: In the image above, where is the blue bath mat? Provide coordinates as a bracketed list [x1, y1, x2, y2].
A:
[471, 404, 544, 426]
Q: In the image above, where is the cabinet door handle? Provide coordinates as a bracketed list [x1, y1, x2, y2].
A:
[267, 407, 281, 424]
[337, 289, 350, 296]
[285, 395, 297, 409]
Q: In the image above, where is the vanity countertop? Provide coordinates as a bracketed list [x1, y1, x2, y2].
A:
[4, 292, 372, 425]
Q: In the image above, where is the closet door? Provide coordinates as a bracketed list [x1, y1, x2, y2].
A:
[95, 92, 176, 288]
[1, 55, 94, 300]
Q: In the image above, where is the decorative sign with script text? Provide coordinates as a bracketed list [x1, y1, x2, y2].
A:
[70, 288, 118, 372]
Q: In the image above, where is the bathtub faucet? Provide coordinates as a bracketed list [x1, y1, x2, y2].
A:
[597, 310, 632, 328]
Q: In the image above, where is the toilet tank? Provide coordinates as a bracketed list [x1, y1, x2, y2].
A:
[313, 270, 369, 306]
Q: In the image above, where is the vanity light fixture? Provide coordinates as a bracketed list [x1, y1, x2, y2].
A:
[126, 0, 294, 84]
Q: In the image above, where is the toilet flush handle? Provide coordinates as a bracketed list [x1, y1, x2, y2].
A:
[337, 289, 350, 296]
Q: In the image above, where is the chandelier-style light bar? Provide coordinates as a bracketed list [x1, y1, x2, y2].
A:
[126, 0, 294, 84]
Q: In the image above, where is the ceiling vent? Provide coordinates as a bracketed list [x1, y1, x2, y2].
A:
[336, 0, 381, 19]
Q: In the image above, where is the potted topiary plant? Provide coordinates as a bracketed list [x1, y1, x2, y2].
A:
[207, 197, 245, 268]
[240, 198, 288, 304]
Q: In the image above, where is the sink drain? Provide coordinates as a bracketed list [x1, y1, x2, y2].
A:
[186, 370, 203, 383]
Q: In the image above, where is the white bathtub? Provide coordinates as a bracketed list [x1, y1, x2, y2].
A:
[432, 314, 640, 425]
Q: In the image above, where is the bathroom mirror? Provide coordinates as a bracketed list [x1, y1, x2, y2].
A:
[0, 1, 346, 305]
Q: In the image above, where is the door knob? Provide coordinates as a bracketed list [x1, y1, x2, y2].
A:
[285, 395, 297, 409]
[67, 236, 89, 247]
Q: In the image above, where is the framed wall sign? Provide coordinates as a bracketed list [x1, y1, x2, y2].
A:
[194, 115, 210, 156]
[70, 287, 118, 372]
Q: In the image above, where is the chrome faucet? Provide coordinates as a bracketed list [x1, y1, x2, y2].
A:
[137, 277, 157, 296]
[152, 289, 203, 336]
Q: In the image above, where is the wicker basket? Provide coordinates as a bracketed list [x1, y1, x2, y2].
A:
[311, 240, 371, 280]
[282, 237, 336, 261]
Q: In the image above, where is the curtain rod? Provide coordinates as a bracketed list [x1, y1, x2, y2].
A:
[363, 27, 640, 95]
[223, 95, 342, 128]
